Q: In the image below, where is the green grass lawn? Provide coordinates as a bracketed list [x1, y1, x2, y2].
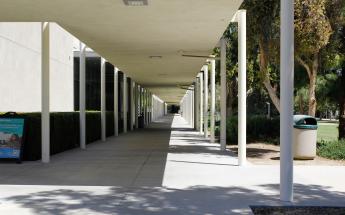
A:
[317, 121, 339, 142]
[316, 121, 345, 160]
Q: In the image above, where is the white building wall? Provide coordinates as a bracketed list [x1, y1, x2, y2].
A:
[152, 95, 165, 122]
[0, 22, 74, 112]
[50, 23, 74, 112]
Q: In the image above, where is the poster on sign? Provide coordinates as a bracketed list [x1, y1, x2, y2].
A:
[0, 118, 25, 161]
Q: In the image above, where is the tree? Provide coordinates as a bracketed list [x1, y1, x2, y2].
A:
[327, 0, 345, 139]
[295, 0, 333, 116]
[315, 72, 338, 118]
[242, 0, 281, 112]
[294, 87, 308, 114]
[340, 63, 345, 140]
[213, 25, 238, 117]
[223, 24, 239, 117]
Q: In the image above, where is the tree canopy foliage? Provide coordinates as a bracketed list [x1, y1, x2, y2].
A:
[215, 0, 345, 139]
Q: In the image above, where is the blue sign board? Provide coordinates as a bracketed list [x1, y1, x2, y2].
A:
[0, 118, 24, 159]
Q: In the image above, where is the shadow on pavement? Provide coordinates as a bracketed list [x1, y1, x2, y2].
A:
[5, 184, 345, 215]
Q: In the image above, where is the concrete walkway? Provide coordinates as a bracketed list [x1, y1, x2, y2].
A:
[0, 114, 345, 214]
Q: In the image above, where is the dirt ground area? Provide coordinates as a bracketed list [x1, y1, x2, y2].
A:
[228, 143, 345, 166]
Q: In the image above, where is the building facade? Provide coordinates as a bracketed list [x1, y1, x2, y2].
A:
[0, 22, 74, 112]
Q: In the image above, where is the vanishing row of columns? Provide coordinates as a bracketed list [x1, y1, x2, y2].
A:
[41, 22, 167, 163]
[180, 7, 294, 202]
[194, 5, 295, 203]
[180, 10, 247, 166]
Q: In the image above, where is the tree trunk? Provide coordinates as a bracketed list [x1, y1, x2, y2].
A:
[339, 64, 345, 140]
[226, 80, 234, 117]
[308, 54, 318, 116]
[296, 54, 318, 117]
[259, 39, 280, 113]
[308, 75, 317, 116]
[263, 79, 280, 112]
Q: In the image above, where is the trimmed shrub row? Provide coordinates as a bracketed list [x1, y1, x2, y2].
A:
[11, 111, 117, 161]
[215, 115, 280, 144]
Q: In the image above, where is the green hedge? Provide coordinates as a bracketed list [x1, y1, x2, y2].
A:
[85, 111, 101, 143]
[216, 115, 280, 144]
[5, 111, 117, 161]
[106, 111, 115, 137]
[317, 140, 345, 160]
[51, 112, 80, 155]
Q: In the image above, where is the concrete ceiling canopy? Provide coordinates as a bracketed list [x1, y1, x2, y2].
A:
[0, 0, 243, 104]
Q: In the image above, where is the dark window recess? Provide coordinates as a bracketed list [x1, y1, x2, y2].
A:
[74, 57, 114, 111]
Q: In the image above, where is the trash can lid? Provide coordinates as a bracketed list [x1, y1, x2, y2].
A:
[293, 115, 318, 130]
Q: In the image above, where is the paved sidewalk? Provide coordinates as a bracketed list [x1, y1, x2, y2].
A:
[0, 114, 344, 214]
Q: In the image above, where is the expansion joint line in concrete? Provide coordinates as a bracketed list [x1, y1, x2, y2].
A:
[130, 151, 153, 186]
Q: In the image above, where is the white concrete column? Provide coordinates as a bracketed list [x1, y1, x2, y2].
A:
[142, 89, 144, 125]
[130, 79, 134, 131]
[238, 10, 247, 166]
[148, 91, 151, 124]
[280, 0, 294, 202]
[139, 86, 142, 124]
[186, 93, 188, 123]
[190, 90, 193, 126]
[135, 83, 139, 129]
[155, 97, 158, 120]
[142, 88, 145, 125]
[151, 93, 154, 122]
[148, 92, 151, 123]
[186, 92, 189, 124]
[152, 96, 155, 121]
[199, 72, 204, 134]
[185, 92, 188, 123]
[146, 90, 149, 125]
[195, 78, 200, 131]
[41, 22, 50, 163]
[220, 38, 227, 151]
[186, 91, 190, 125]
[123, 73, 127, 133]
[191, 89, 194, 126]
[114, 67, 119, 136]
[149, 92, 151, 124]
[203, 65, 209, 138]
[156, 97, 158, 121]
[210, 59, 216, 143]
[149, 92, 152, 123]
[184, 95, 186, 120]
[183, 93, 188, 122]
[101, 58, 106, 141]
[147, 91, 149, 124]
[185, 95, 187, 121]
[142, 88, 147, 127]
[185, 94, 187, 121]
[143, 88, 145, 124]
[79, 42, 86, 149]
[152, 94, 154, 121]
[191, 87, 195, 128]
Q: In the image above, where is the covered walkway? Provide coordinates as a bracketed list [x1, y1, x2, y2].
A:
[0, 114, 237, 187]
[0, 0, 297, 202]
[1, 115, 345, 214]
